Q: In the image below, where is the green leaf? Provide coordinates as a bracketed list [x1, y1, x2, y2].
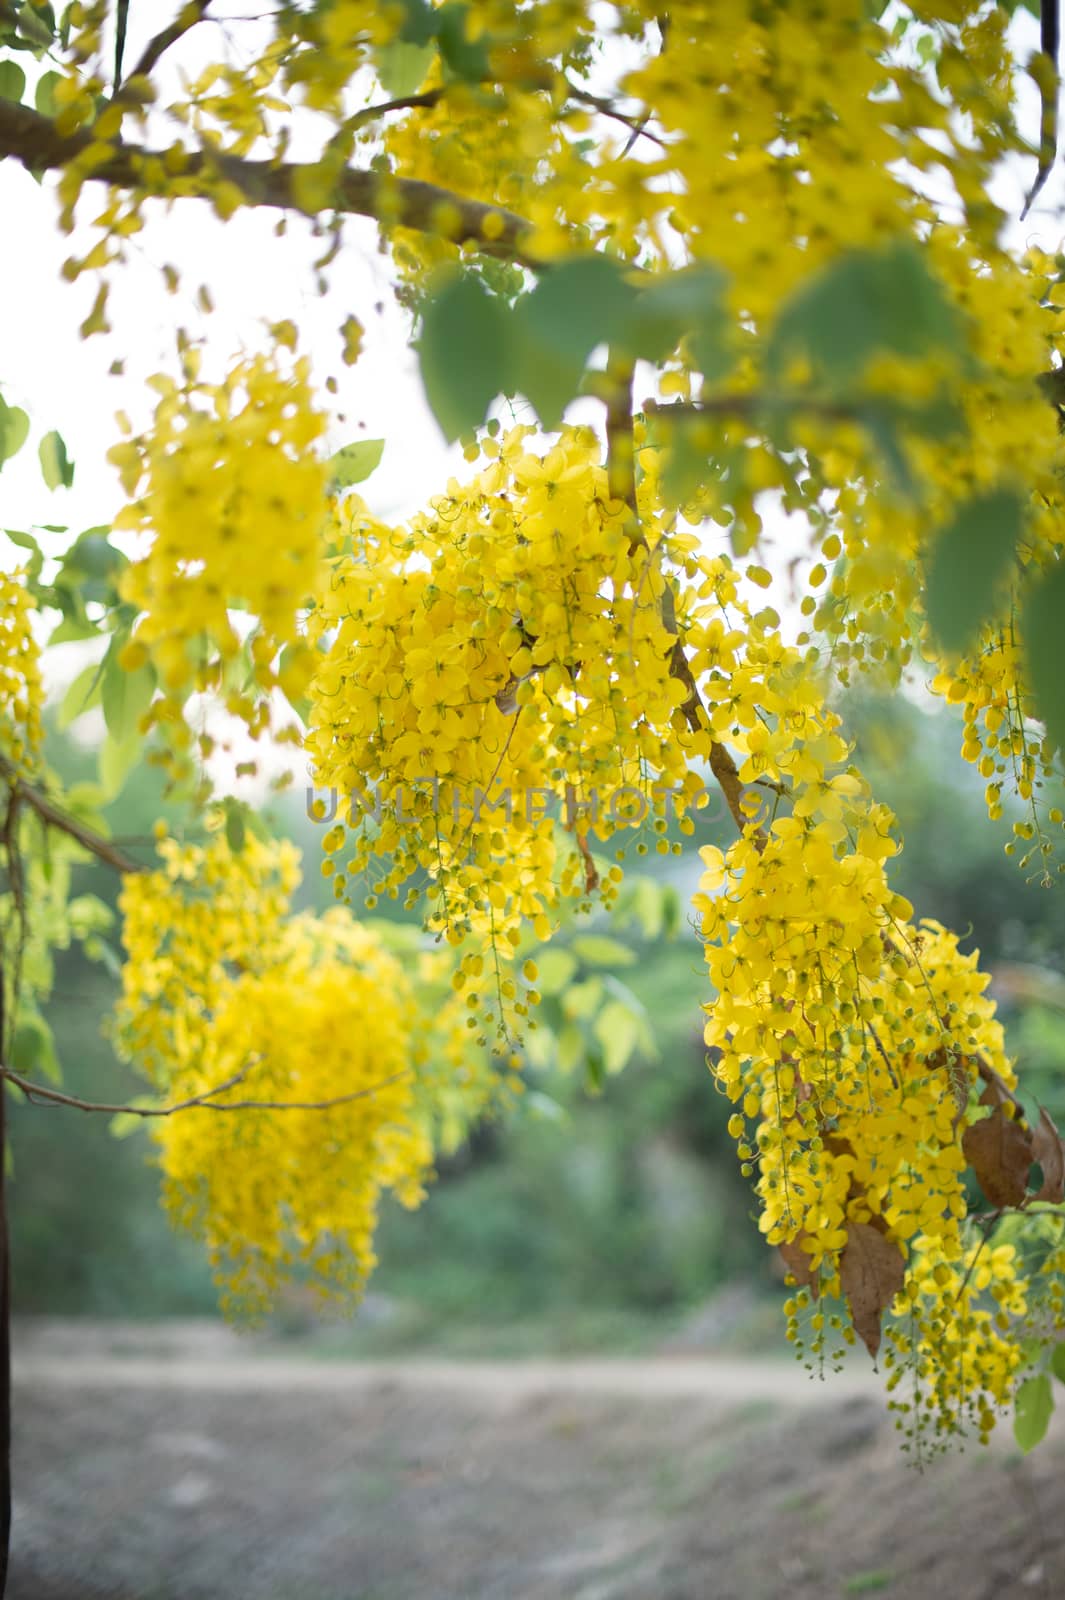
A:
[435, 1, 489, 80]
[418, 272, 511, 441]
[38, 427, 74, 489]
[101, 649, 155, 741]
[534, 947, 578, 997]
[34, 67, 60, 116]
[12, 1011, 61, 1084]
[1014, 1373, 1054, 1453]
[523, 1089, 569, 1125]
[375, 38, 434, 96]
[556, 1021, 584, 1072]
[512, 255, 637, 427]
[330, 437, 384, 488]
[3, 526, 43, 580]
[626, 263, 731, 373]
[98, 726, 141, 798]
[14, 2, 54, 50]
[109, 1112, 145, 1140]
[4, 527, 38, 553]
[925, 488, 1024, 655]
[395, 0, 437, 47]
[58, 658, 105, 729]
[561, 976, 603, 1020]
[1023, 560, 1065, 753]
[47, 613, 100, 644]
[593, 999, 639, 1074]
[0, 59, 26, 100]
[64, 527, 124, 581]
[224, 799, 247, 854]
[769, 242, 964, 386]
[1051, 1342, 1065, 1386]
[570, 933, 638, 968]
[109, 1099, 159, 1139]
[0, 397, 29, 464]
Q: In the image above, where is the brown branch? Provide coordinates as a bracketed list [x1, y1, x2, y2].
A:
[599, 368, 762, 839]
[0, 757, 143, 874]
[565, 84, 667, 150]
[0, 99, 547, 271]
[644, 396, 857, 427]
[346, 88, 445, 133]
[123, 1, 213, 89]
[3, 1062, 408, 1116]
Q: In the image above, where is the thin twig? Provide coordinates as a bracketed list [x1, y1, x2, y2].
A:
[952, 1208, 1003, 1304]
[2, 1063, 408, 1117]
[346, 88, 445, 132]
[0, 757, 143, 875]
[566, 83, 667, 149]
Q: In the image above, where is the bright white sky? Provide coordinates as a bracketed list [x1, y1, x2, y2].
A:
[0, 4, 1062, 751]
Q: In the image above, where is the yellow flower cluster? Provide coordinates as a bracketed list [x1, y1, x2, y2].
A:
[884, 1235, 1029, 1454]
[0, 570, 43, 778]
[693, 635, 1049, 1435]
[109, 346, 328, 765]
[306, 424, 705, 980]
[38, 0, 1065, 1432]
[115, 829, 486, 1314]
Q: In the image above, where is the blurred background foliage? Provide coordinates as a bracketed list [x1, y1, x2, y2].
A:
[12, 687, 1065, 1354]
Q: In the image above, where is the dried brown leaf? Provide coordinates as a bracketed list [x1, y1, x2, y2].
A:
[978, 1075, 1011, 1110]
[839, 1222, 905, 1359]
[779, 1234, 820, 1300]
[962, 1107, 1035, 1210]
[1032, 1104, 1065, 1205]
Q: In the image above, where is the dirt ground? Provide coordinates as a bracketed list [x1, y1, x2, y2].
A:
[8, 1320, 1065, 1600]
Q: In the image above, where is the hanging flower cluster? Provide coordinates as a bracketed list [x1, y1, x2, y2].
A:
[0, 570, 43, 778]
[115, 827, 487, 1314]
[109, 342, 329, 763]
[306, 424, 707, 958]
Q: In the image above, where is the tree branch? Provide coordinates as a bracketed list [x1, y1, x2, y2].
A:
[3, 1062, 408, 1116]
[0, 756, 144, 874]
[600, 369, 761, 839]
[345, 88, 445, 133]
[0, 100, 547, 270]
[644, 395, 858, 427]
[565, 83, 667, 149]
[122, 0, 213, 89]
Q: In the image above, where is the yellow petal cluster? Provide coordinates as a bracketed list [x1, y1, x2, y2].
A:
[0, 570, 43, 778]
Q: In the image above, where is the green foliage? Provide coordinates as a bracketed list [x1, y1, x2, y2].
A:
[100, 644, 155, 744]
[768, 241, 963, 385]
[11, 1009, 60, 1085]
[418, 259, 735, 438]
[38, 427, 74, 489]
[418, 271, 511, 441]
[925, 488, 1025, 655]
[374, 37, 434, 95]
[627, 263, 731, 373]
[0, 58, 25, 99]
[0, 392, 29, 464]
[513, 256, 636, 426]
[329, 437, 384, 488]
[33, 66, 60, 116]
[569, 933, 637, 968]
[1013, 1372, 1053, 1452]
